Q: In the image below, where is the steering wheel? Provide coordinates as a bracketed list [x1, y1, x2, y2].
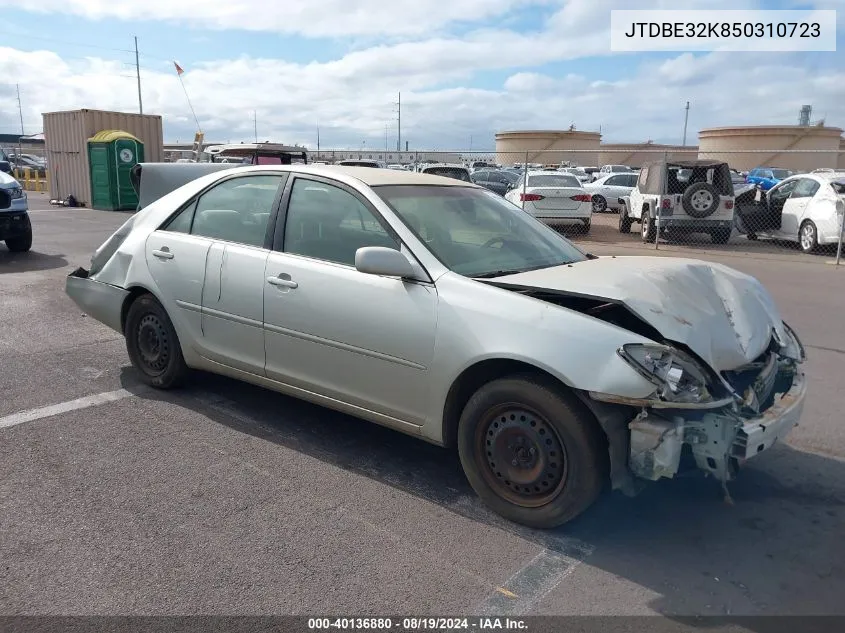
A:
[482, 236, 509, 249]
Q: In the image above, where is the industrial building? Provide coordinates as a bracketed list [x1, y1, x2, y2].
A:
[43, 109, 163, 206]
[598, 143, 698, 168]
[698, 125, 845, 172]
[495, 130, 601, 167]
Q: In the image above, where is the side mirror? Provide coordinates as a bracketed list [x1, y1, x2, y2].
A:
[0, 189, 10, 210]
[0, 160, 11, 174]
[355, 247, 415, 278]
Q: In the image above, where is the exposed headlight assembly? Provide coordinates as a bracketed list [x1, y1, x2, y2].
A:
[8, 186, 24, 200]
[618, 344, 722, 405]
[778, 322, 805, 363]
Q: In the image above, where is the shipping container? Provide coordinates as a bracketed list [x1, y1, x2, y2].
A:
[43, 109, 163, 206]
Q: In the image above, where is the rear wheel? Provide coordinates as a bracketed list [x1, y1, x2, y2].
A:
[591, 195, 607, 213]
[799, 220, 818, 254]
[125, 294, 188, 389]
[581, 218, 591, 233]
[457, 375, 608, 528]
[5, 229, 32, 252]
[710, 227, 732, 244]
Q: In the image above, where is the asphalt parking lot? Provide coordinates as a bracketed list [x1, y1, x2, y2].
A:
[2, 194, 844, 619]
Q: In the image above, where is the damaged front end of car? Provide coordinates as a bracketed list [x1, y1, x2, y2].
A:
[589, 324, 806, 488]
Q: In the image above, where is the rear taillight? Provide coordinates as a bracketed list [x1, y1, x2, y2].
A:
[661, 198, 672, 209]
[520, 193, 545, 201]
[724, 200, 734, 209]
[571, 194, 592, 202]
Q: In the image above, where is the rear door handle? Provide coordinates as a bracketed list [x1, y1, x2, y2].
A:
[152, 249, 174, 260]
[267, 275, 298, 289]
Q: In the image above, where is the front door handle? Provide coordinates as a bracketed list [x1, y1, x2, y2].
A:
[267, 275, 298, 289]
[152, 248, 174, 260]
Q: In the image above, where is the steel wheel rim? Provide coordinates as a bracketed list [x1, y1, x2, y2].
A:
[475, 404, 568, 508]
[136, 313, 170, 375]
[691, 190, 713, 211]
[801, 224, 815, 250]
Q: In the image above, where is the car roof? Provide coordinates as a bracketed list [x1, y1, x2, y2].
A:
[525, 170, 579, 176]
[423, 163, 468, 169]
[642, 159, 728, 169]
[300, 164, 477, 187]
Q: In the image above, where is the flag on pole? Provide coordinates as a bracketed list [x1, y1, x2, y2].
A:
[174, 61, 185, 76]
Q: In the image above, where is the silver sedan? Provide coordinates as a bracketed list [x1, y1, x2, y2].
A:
[66, 165, 807, 528]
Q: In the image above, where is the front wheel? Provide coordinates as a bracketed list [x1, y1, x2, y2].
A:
[457, 376, 608, 528]
[641, 212, 656, 243]
[125, 294, 188, 389]
[5, 229, 32, 252]
[591, 195, 607, 213]
[619, 205, 632, 233]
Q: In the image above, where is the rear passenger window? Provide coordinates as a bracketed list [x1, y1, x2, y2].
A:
[190, 175, 284, 247]
[283, 178, 399, 266]
[791, 179, 820, 199]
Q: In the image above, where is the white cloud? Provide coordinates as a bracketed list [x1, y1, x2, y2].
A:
[0, 0, 842, 150]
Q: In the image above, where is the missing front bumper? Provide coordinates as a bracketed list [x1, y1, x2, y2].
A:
[624, 370, 806, 483]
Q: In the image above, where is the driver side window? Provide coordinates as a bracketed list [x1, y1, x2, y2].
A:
[771, 180, 798, 199]
[283, 178, 399, 266]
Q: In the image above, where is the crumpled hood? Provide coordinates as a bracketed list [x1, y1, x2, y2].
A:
[494, 256, 787, 371]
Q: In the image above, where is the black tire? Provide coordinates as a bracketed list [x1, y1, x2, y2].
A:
[124, 294, 188, 389]
[799, 220, 818, 254]
[641, 210, 656, 243]
[682, 182, 720, 218]
[591, 195, 607, 213]
[710, 227, 731, 244]
[581, 218, 591, 233]
[5, 229, 32, 252]
[747, 232, 758, 241]
[619, 204, 632, 233]
[457, 375, 608, 528]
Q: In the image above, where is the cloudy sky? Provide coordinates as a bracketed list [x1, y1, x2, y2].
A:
[0, 0, 842, 150]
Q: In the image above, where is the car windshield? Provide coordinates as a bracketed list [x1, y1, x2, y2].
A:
[499, 171, 520, 183]
[424, 167, 472, 182]
[610, 165, 631, 172]
[565, 168, 588, 177]
[772, 169, 792, 179]
[374, 185, 587, 277]
[527, 174, 580, 188]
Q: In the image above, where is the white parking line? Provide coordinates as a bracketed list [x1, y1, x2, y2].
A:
[0, 389, 136, 430]
[474, 547, 590, 616]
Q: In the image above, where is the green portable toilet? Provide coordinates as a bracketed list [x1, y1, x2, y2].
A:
[87, 130, 144, 210]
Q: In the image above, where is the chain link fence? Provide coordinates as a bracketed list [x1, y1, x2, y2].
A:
[358, 148, 844, 264]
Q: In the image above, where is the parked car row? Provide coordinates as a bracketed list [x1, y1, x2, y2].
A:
[616, 160, 845, 253]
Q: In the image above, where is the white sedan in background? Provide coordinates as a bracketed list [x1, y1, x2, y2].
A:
[584, 172, 638, 213]
[505, 171, 593, 231]
[737, 173, 845, 253]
